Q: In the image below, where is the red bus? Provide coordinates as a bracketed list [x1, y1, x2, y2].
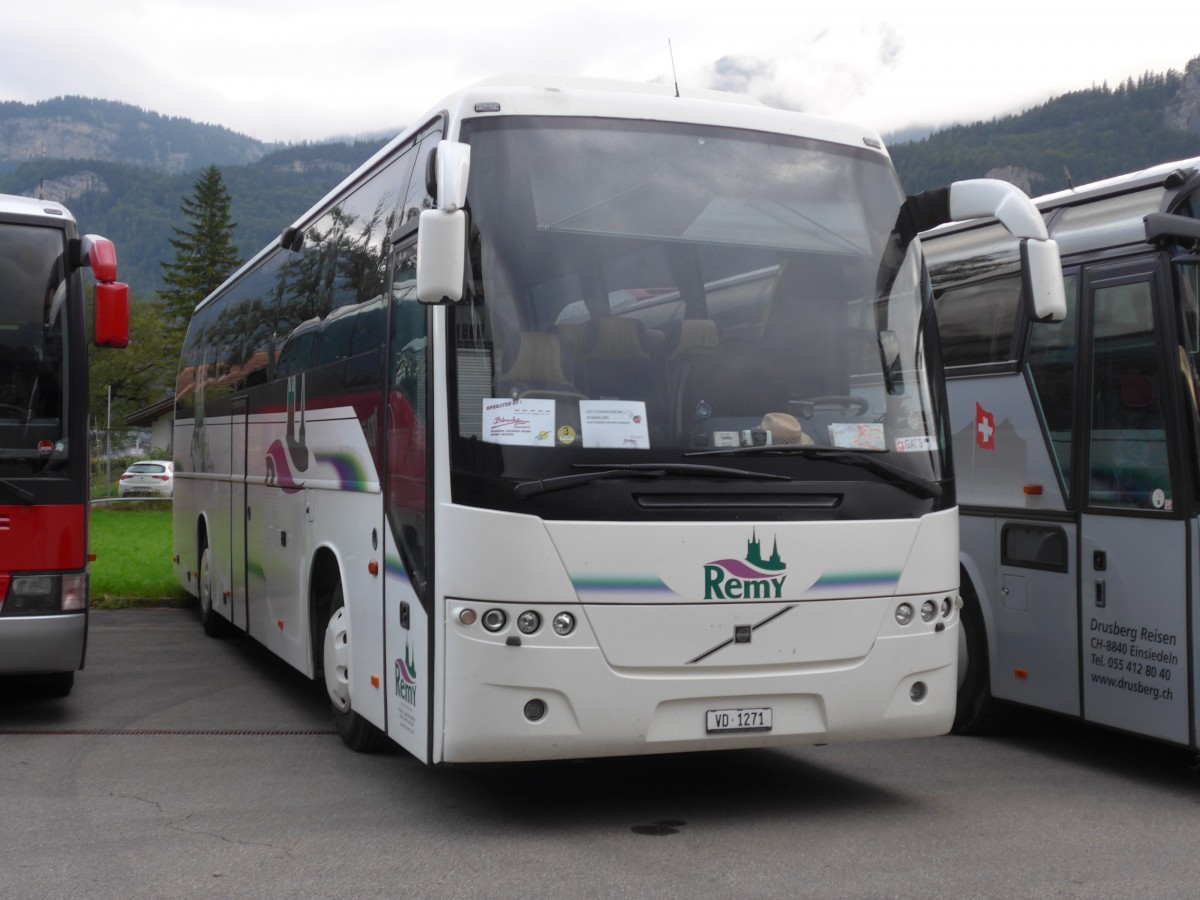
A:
[0, 193, 128, 696]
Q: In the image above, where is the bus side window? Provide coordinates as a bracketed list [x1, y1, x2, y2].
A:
[933, 277, 1021, 371]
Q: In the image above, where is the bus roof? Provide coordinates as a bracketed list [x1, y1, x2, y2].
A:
[196, 75, 895, 317]
[288, 74, 888, 241]
[0, 193, 75, 224]
[923, 155, 1200, 268]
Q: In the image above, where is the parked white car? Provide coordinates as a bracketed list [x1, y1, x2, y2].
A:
[117, 460, 174, 498]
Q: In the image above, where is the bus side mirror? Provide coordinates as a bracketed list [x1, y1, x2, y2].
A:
[94, 281, 130, 348]
[879, 329, 903, 395]
[81, 234, 119, 283]
[416, 140, 471, 304]
[945, 180, 1067, 323]
[1020, 238, 1068, 323]
[416, 209, 466, 304]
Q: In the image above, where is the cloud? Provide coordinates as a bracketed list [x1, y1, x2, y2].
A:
[691, 22, 905, 121]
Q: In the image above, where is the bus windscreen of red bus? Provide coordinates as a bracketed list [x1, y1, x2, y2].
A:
[0, 223, 68, 478]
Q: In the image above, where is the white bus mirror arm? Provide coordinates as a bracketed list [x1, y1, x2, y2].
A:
[949, 179, 1050, 241]
[435, 141, 471, 212]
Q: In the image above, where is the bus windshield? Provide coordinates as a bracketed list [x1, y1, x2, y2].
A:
[0, 222, 68, 478]
[449, 116, 945, 501]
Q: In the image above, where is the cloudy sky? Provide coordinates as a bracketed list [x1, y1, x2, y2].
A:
[4, 0, 1198, 144]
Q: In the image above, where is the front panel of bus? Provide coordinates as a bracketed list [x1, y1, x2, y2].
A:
[0, 212, 89, 675]
[417, 114, 960, 761]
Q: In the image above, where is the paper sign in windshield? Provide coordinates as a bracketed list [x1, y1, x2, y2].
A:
[829, 423, 886, 451]
[482, 398, 556, 446]
[581, 401, 650, 449]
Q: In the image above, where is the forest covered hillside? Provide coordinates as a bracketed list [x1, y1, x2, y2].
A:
[5, 58, 1200, 296]
[888, 60, 1200, 194]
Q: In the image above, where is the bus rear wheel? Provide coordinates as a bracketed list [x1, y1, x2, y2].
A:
[322, 581, 387, 753]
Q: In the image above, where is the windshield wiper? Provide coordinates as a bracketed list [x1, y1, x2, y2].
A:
[0, 478, 34, 504]
[684, 445, 938, 500]
[514, 462, 791, 498]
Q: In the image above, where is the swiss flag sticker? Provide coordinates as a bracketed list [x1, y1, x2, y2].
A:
[976, 403, 996, 450]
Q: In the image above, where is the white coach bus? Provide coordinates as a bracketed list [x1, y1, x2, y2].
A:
[926, 157, 1200, 747]
[173, 75, 1063, 763]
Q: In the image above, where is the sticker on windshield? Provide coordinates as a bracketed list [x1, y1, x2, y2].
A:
[829, 423, 886, 450]
[895, 435, 938, 453]
[482, 398, 556, 446]
[580, 401, 650, 449]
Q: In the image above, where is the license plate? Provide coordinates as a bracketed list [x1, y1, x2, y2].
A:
[706, 707, 772, 734]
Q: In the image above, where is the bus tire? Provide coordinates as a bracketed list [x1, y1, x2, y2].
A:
[953, 575, 1004, 734]
[322, 580, 387, 753]
[198, 538, 233, 638]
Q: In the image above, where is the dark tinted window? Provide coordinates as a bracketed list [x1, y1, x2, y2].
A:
[934, 277, 1021, 369]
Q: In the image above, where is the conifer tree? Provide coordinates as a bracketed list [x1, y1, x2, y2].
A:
[159, 164, 240, 332]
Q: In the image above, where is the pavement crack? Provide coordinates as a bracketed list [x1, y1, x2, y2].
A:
[166, 813, 296, 858]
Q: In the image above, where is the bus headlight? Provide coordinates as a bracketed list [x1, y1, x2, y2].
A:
[941, 596, 954, 618]
[920, 600, 937, 623]
[895, 603, 914, 626]
[5, 575, 71, 615]
[481, 609, 507, 632]
[552, 612, 576, 636]
[517, 610, 541, 634]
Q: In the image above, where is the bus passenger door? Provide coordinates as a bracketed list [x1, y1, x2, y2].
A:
[382, 239, 432, 762]
[1079, 266, 1189, 744]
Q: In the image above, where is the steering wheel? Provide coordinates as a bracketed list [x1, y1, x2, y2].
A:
[513, 388, 588, 403]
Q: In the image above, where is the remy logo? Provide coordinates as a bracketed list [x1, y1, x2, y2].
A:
[704, 530, 787, 600]
[394, 641, 418, 706]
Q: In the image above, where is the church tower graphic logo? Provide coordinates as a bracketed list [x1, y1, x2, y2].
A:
[704, 530, 788, 600]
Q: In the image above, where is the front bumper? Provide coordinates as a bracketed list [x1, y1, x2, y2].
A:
[0, 610, 86, 674]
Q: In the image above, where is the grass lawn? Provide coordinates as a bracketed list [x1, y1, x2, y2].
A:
[89, 505, 193, 608]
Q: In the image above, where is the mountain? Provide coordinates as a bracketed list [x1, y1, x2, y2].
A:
[4, 61, 1200, 296]
[0, 96, 272, 172]
[0, 96, 392, 293]
[888, 60, 1200, 195]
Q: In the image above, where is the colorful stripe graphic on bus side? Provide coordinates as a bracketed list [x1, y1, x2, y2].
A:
[571, 575, 678, 598]
[807, 570, 902, 593]
[314, 451, 372, 492]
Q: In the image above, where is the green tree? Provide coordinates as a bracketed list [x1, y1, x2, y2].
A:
[159, 164, 240, 334]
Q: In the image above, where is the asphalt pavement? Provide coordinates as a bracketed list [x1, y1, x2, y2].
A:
[2, 609, 1200, 899]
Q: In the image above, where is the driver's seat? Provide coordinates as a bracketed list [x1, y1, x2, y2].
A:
[497, 331, 579, 399]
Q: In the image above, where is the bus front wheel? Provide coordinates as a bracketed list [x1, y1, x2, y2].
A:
[322, 581, 387, 753]
[953, 576, 1004, 734]
[198, 540, 233, 638]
